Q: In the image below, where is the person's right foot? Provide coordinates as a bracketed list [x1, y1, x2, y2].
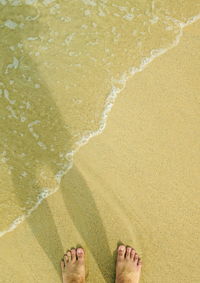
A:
[61, 248, 85, 283]
[115, 245, 142, 283]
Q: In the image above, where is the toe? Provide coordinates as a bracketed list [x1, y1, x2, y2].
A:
[130, 248, 136, 260]
[77, 248, 84, 262]
[137, 258, 142, 267]
[67, 251, 72, 262]
[134, 253, 139, 264]
[64, 253, 69, 265]
[125, 247, 132, 259]
[71, 249, 76, 263]
[61, 259, 65, 271]
[117, 245, 126, 261]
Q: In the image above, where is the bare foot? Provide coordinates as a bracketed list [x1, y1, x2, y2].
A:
[61, 248, 86, 283]
[115, 245, 142, 283]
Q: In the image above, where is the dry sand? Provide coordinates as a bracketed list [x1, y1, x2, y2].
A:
[0, 20, 200, 283]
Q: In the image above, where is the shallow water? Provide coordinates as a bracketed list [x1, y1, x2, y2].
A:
[0, 0, 200, 236]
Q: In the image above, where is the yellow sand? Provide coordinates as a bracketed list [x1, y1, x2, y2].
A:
[0, 20, 200, 283]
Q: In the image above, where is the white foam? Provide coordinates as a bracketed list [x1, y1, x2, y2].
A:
[1, 14, 200, 238]
[27, 37, 39, 41]
[123, 13, 134, 21]
[0, 187, 58, 237]
[43, 0, 55, 6]
[4, 20, 17, 29]
[25, 0, 37, 5]
[4, 89, 16, 104]
[5, 57, 19, 74]
[82, 0, 96, 7]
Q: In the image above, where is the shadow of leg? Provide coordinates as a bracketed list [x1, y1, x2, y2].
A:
[27, 198, 64, 278]
[61, 165, 115, 282]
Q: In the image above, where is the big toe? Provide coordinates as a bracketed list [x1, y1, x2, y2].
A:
[117, 245, 126, 261]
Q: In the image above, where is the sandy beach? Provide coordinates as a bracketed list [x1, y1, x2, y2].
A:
[0, 19, 200, 283]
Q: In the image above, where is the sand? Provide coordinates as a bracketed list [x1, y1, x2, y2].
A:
[0, 20, 200, 283]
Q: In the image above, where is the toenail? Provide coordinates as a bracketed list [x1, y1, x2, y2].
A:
[119, 245, 125, 251]
[77, 248, 83, 255]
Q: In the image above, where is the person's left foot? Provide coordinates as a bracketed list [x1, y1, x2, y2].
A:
[61, 248, 86, 283]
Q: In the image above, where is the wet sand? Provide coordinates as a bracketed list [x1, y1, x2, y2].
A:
[0, 20, 200, 283]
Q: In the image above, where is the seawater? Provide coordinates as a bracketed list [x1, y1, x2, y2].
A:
[0, 0, 200, 237]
